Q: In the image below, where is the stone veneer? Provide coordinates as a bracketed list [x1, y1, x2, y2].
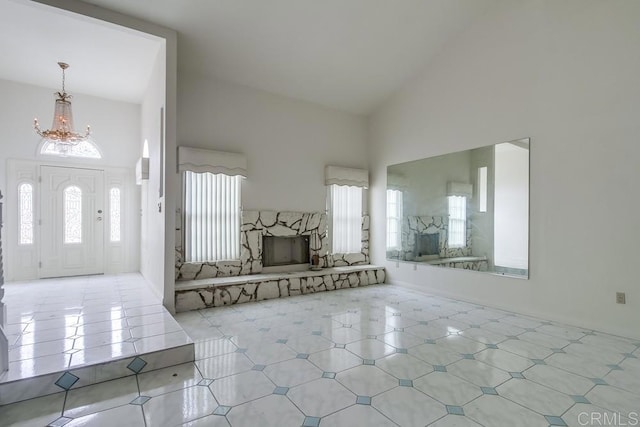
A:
[175, 266, 385, 312]
[176, 211, 370, 281]
[394, 215, 472, 261]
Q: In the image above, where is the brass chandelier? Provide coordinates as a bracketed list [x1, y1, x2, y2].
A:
[34, 62, 91, 152]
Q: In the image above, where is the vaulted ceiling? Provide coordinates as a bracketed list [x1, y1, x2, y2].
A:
[1, 0, 499, 113]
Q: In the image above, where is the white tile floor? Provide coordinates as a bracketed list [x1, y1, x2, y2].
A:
[0, 274, 193, 404]
[1, 282, 639, 426]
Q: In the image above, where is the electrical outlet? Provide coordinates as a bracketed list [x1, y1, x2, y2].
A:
[616, 292, 626, 304]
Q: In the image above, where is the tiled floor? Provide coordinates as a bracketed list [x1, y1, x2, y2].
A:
[1, 282, 639, 426]
[0, 274, 192, 404]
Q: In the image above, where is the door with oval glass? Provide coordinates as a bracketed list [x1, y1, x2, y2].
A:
[39, 165, 105, 278]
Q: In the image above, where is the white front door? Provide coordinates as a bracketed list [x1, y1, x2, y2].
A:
[40, 166, 105, 278]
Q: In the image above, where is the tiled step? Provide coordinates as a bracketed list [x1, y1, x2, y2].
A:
[175, 265, 386, 312]
[0, 274, 195, 405]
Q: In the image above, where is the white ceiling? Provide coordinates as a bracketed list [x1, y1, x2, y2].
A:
[0, 0, 162, 103]
[1, 0, 498, 113]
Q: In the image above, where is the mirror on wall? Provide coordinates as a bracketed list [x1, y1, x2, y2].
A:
[386, 138, 529, 278]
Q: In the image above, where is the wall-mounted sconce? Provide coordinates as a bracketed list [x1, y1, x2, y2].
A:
[136, 157, 149, 185]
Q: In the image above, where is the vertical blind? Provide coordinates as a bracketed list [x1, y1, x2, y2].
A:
[184, 171, 240, 262]
[330, 184, 362, 253]
[448, 195, 466, 248]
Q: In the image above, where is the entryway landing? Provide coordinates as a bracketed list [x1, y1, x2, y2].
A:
[0, 273, 193, 405]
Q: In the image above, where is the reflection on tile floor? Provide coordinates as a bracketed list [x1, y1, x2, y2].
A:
[0, 274, 193, 404]
[1, 283, 639, 426]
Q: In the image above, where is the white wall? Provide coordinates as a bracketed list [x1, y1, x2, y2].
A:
[494, 143, 528, 269]
[177, 74, 367, 213]
[139, 47, 168, 304]
[0, 78, 141, 280]
[368, 0, 640, 339]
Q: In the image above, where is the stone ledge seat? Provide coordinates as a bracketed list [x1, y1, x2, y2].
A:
[175, 265, 386, 312]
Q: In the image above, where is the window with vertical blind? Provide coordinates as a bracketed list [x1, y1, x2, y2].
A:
[184, 171, 241, 262]
[329, 184, 362, 253]
[448, 195, 466, 248]
[386, 189, 403, 249]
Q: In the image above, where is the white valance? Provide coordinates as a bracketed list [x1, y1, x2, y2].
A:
[325, 166, 368, 188]
[178, 146, 247, 177]
[387, 173, 407, 191]
[447, 182, 473, 198]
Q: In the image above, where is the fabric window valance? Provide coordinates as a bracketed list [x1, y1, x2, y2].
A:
[325, 166, 368, 188]
[178, 146, 247, 177]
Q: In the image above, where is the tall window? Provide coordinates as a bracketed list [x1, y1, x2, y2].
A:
[448, 195, 466, 248]
[110, 187, 121, 242]
[19, 183, 34, 245]
[184, 171, 241, 262]
[478, 166, 488, 213]
[64, 186, 82, 244]
[386, 189, 403, 249]
[330, 184, 362, 253]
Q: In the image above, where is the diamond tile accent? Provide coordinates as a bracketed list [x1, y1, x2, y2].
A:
[213, 405, 231, 416]
[623, 353, 637, 358]
[130, 396, 151, 405]
[551, 348, 565, 354]
[363, 359, 375, 365]
[509, 372, 525, 379]
[481, 387, 498, 395]
[571, 395, 591, 404]
[198, 379, 214, 386]
[419, 321, 429, 325]
[446, 405, 465, 415]
[545, 415, 568, 426]
[335, 344, 346, 349]
[297, 353, 309, 359]
[55, 372, 79, 390]
[569, 339, 582, 344]
[273, 386, 289, 395]
[236, 348, 248, 353]
[425, 339, 436, 344]
[606, 364, 622, 370]
[399, 379, 413, 387]
[276, 339, 288, 344]
[394, 328, 404, 332]
[590, 378, 608, 385]
[127, 357, 147, 374]
[252, 364, 266, 371]
[506, 335, 519, 340]
[312, 331, 322, 335]
[434, 365, 447, 372]
[302, 416, 321, 427]
[343, 324, 352, 328]
[356, 395, 372, 405]
[486, 344, 498, 349]
[322, 372, 336, 379]
[49, 416, 73, 427]
[367, 335, 377, 339]
[470, 324, 480, 329]
[462, 354, 475, 360]
[531, 359, 546, 365]
[396, 348, 408, 354]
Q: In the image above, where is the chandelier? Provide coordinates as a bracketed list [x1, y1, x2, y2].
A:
[34, 62, 91, 152]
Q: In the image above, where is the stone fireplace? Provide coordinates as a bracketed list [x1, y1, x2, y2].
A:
[176, 210, 371, 280]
